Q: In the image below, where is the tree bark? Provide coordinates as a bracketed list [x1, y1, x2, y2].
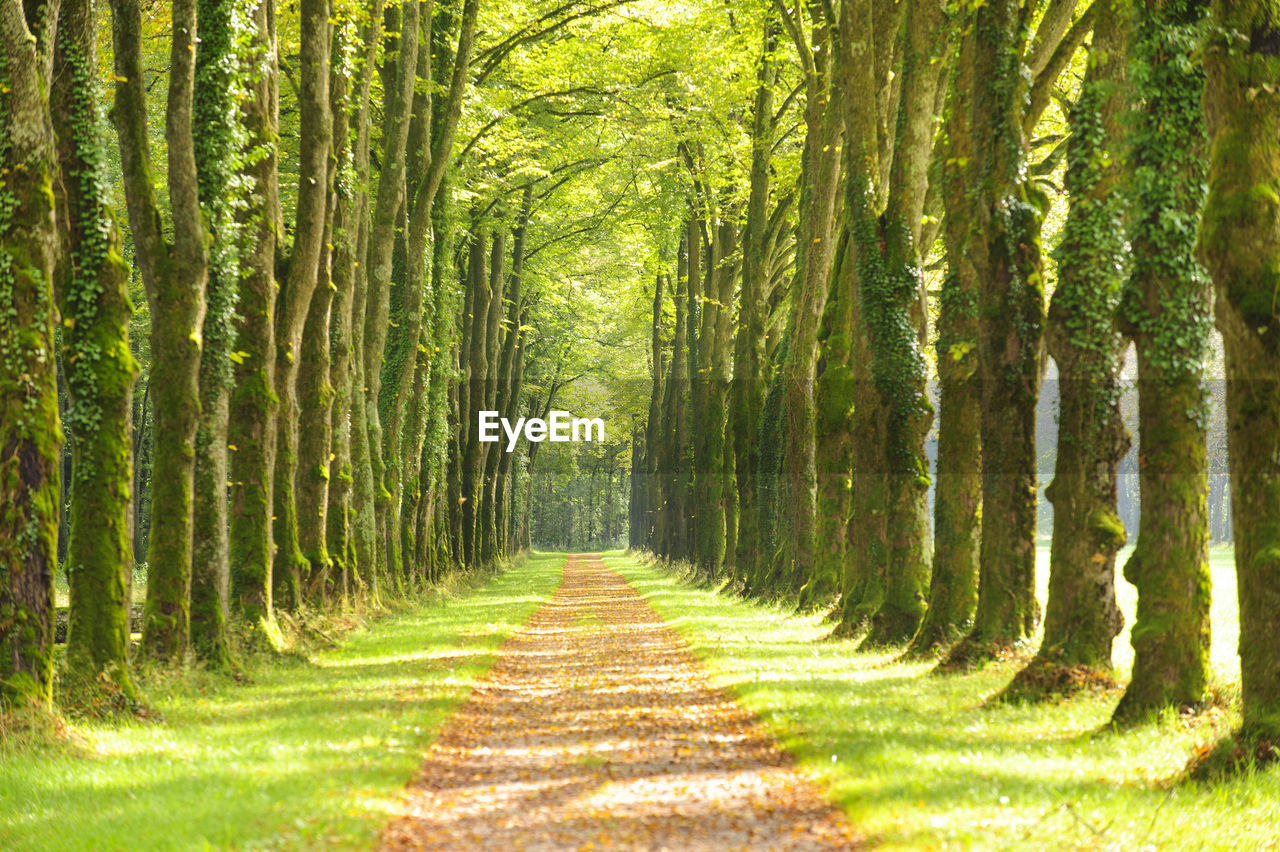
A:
[229, 0, 281, 628]
[0, 0, 63, 703]
[943, 0, 1046, 667]
[776, 0, 842, 586]
[1200, 0, 1280, 749]
[271, 0, 333, 611]
[1005, 2, 1130, 699]
[110, 0, 210, 662]
[51, 0, 140, 699]
[907, 27, 979, 656]
[362, 0, 420, 585]
[1112, 0, 1212, 723]
[190, 0, 243, 668]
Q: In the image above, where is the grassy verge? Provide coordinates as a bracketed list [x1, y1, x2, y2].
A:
[605, 551, 1279, 851]
[1, 552, 564, 852]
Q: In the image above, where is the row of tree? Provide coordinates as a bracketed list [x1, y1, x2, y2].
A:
[628, 0, 1279, 750]
[1, 0, 617, 708]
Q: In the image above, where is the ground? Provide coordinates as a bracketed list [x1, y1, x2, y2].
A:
[380, 554, 858, 851]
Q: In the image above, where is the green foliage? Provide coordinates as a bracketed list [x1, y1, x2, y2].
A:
[1118, 0, 1213, 381]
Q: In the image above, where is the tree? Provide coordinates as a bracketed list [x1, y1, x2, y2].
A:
[1199, 0, 1280, 750]
[0, 0, 63, 704]
[1004, 1, 1131, 699]
[841, 0, 946, 645]
[271, 0, 333, 611]
[191, 0, 247, 667]
[110, 0, 211, 662]
[772, 0, 843, 588]
[1112, 0, 1213, 724]
[229, 0, 282, 630]
[52, 0, 141, 697]
[942, 0, 1049, 667]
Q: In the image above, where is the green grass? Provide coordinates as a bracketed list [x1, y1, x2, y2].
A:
[606, 549, 1280, 851]
[1, 552, 564, 852]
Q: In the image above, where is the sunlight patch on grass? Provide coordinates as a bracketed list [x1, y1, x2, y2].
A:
[606, 551, 1279, 851]
[0, 553, 565, 852]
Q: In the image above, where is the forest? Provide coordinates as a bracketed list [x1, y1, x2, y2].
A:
[1, 0, 1278, 847]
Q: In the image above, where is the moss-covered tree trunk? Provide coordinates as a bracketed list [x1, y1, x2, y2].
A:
[478, 230, 506, 566]
[1005, 4, 1130, 700]
[295, 202, 336, 603]
[691, 214, 735, 580]
[731, 23, 776, 585]
[658, 230, 690, 561]
[644, 273, 665, 550]
[271, 0, 333, 612]
[1200, 0, 1280, 749]
[110, 0, 211, 662]
[491, 193, 530, 561]
[190, 0, 244, 668]
[0, 2, 62, 704]
[943, 0, 1045, 668]
[906, 28, 980, 656]
[327, 6, 376, 606]
[494, 303, 526, 559]
[777, 1, 842, 586]
[378, 18, 432, 590]
[460, 229, 490, 567]
[812, 235, 858, 610]
[229, 0, 281, 627]
[1112, 0, 1212, 724]
[362, 0, 419, 586]
[860, 0, 943, 648]
[50, 0, 140, 699]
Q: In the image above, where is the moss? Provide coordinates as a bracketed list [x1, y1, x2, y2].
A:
[1, 40, 65, 706]
[1111, 0, 1214, 726]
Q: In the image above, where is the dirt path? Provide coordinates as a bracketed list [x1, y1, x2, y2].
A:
[379, 554, 860, 851]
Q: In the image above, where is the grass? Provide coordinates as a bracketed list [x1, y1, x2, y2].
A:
[1, 552, 565, 852]
[606, 549, 1280, 851]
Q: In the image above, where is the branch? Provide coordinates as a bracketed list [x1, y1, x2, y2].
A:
[1023, 1, 1094, 137]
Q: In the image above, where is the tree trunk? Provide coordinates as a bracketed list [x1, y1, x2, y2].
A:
[461, 229, 490, 567]
[860, 0, 946, 647]
[1200, 0, 1280, 749]
[1005, 3, 1130, 699]
[110, 0, 211, 662]
[190, 0, 244, 667]
[732, 24, 777, 587]
[479, 231, 507, 565]
[229, 0, 281, 628]
[362, 0, 420, 586]
[645, 274, 665, 551]
[812, 235, 859, 610]
[943, 0, 1046, 668]
[907, 27, 979, 658]
[271, 0, 333, 611]
[1112, 0, 1212, 723]
[51, 0, 140, 699]
[778, 7, 842, 586]
[0, 2, 62, 703]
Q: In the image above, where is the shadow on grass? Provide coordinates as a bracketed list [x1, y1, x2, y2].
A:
[606, 553, 1280, 852]
[0, 554, 566, 852]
